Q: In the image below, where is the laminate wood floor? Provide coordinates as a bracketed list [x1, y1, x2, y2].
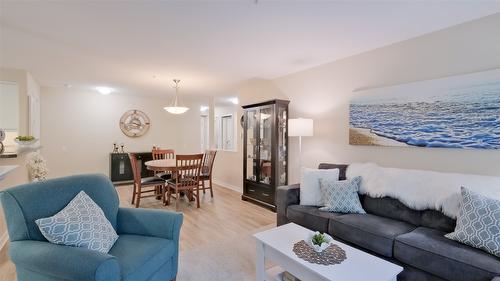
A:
[0, 184, 276, 281]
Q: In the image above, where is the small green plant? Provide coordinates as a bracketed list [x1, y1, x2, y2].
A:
[15, 136, 35, 141]
[311, 233, 328, 246]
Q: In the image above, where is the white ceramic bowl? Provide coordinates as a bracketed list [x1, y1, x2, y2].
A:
[14, 138, 38, 146]
[307, 232, 334, 253]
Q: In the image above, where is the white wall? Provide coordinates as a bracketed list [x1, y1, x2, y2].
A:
[212, 79, 287, 191]
[40, 87, 206, 179]
[276, 13, 500, 183]
[213, 13, 500, 189]
[0, 69, 39, 188]
[27, 72, 41, 141]
[213, 104, 236, 151]
[0, 82, 19, 135]
[0, 68, 40, 247]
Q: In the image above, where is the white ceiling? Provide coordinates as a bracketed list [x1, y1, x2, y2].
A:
[1, 1, 499, 97]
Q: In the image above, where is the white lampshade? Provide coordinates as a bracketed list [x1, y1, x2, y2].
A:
[289, 118, 313, 137]
[164, 106, 189, 114]
[164, 79, 189, 114]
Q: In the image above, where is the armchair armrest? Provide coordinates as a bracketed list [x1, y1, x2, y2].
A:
[117, 208, 183, 242]
[9, 240, 119, 281]
[276, 184, 300, 226]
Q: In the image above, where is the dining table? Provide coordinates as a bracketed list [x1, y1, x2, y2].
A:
[144, 159, 177, 172]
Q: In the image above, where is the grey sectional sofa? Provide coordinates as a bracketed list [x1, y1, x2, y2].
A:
[277, 163, 500, 281]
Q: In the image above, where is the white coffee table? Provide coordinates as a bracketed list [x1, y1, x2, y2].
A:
[254, 223, 403, 281]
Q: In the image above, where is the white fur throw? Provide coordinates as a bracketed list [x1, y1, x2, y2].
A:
[347, 163, 500, 219]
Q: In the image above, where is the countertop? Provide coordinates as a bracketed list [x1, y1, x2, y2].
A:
[0, 165, 19, 181]
[0, 145, 42, 158]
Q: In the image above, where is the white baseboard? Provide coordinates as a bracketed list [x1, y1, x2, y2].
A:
[213, 180, 242, 194]
[0, 231, 8, 250]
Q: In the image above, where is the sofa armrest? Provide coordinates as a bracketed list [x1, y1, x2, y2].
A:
[9, 240, 119, 281]
[117, 208, 183, 241]
[276, 184, 300, 226]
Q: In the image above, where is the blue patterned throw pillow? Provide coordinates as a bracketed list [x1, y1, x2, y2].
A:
[445, 187, 500, 257]
[319, 176, 366, 214]
[35, 191, 118, 253]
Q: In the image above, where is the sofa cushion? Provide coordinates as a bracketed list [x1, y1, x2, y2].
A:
[362, 196, 456, 233]
[286, 205, 342, 233]
[394, 227, 500, 281]
[329, 213, 416, 257]
[420, 209, 456, 233]
[398, 265, 447, 281]
[109, 234, 175, 281]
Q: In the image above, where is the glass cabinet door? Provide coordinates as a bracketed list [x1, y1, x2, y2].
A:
[258, 105, 273, 185]
[245, 109, 258, 182]
[277, 105, 288, 186]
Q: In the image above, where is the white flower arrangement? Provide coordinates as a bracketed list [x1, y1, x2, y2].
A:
[26, 151, 49, 182]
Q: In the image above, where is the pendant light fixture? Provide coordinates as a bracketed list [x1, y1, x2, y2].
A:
[164, 79, 189, 114]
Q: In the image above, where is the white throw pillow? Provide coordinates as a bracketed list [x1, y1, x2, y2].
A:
[300, 168, 340, 206]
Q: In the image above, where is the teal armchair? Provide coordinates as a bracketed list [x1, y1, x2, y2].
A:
[0, 174, 183, 281]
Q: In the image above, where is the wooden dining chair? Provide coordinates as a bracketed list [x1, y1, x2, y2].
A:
[151, 148, 175, 198]
[152, 148, 175, 160]
[152, 148, 175, 178]
[199, 150, 217, 197]
[164, 154, 204, 210]
[129, 153, 166, 208]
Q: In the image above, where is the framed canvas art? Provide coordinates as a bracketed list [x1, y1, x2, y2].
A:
[349, 69, 500, 149]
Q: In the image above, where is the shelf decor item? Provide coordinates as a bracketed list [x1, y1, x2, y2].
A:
[14, 135, 38, 146]
[112, 143, 119, 153]
[282, 271, 301, 281]
[242, 99, 289, 211]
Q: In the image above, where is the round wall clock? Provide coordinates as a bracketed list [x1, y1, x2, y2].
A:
[119, 110, 151, 137]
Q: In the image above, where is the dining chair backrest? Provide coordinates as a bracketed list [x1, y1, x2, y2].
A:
[152, 148, 175, 160]
[128, 153, 141, 185]
[175, 154, 204, 188]
[202, 150, 217, 176]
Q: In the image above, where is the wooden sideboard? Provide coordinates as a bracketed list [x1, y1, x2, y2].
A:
[109, 152, 154, 184]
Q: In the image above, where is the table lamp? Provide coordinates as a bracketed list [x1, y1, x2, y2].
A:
[289, 118, 313, 169]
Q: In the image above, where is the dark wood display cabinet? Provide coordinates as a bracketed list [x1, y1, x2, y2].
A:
[242, 99, 289, 211]
[109, 152, 154, 184]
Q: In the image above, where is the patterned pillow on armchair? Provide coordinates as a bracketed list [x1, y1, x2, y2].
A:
[35, 191, 118, 253]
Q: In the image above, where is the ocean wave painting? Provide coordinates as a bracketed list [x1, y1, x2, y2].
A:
[349, 69, 500, 149]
